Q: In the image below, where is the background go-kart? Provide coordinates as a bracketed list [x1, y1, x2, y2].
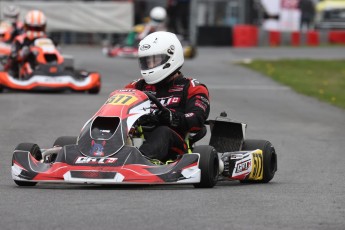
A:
[0, 46, 345, 230]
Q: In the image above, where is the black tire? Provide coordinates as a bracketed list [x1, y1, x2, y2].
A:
[193, 145, 219, 188]
[13, 143, 42, 186]
[53, 136, 77, 147]
[88, 86, 100, 94]
[0, 84, 3, 93]
[241, 139, 277, 183]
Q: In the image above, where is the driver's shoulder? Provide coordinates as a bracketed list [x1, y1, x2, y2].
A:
[125, 78, 145, 89]
[184, 77, 209, 97]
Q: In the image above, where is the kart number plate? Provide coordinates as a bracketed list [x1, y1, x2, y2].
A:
[106, 94, 138, 105]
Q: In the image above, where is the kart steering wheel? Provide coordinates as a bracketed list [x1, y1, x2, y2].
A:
[144, 91, 168, 112]
[139, 92, 169, 131]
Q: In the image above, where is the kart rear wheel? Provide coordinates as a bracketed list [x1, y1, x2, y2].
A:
[193, 145, 219, 188]
[13, 143, 42, 186]
[88, 86, 100, 94]
[0, 84, 3, 93]
[241, 139, 277, 183]
[53, 136, 77, 147]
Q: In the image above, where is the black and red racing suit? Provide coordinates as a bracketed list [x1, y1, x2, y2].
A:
[125, 72, 210, 161]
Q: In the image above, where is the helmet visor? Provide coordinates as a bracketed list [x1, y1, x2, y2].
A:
[25, 25, 46, 32]
[139, 54, 170, 70]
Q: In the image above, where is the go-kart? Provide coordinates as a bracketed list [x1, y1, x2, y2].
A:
[0, 37, 101, 93]
[11, 89, 277, 188]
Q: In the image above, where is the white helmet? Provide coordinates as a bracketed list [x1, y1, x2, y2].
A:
[150, 6, 166, 23]
[138, 31, 184, 85]
[24, 10, 47, 38]
[3, 5, 20, 22]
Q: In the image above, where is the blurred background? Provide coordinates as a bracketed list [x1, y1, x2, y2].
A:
[1, 0, 344, 47]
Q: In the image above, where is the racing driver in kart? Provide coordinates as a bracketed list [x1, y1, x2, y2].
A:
[125, 31, 210, 162]
[5, 10, 48, 78]
[1, 5, 24, 43]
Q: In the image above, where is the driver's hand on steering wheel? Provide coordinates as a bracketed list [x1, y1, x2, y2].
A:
[139, 113, 159, 126]
[156, 108, 172, 126]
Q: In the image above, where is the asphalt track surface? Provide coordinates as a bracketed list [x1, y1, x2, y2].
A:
[0, 46, 344, 230]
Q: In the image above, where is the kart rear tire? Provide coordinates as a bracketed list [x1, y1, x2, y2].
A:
[53, 136, 77, 147]
[13, 143, 42, 186]
[193, 145, 219, 188]
[241, 139, 277, 183]
[0, 84, 3, 93]
[88, 86, 100, 94]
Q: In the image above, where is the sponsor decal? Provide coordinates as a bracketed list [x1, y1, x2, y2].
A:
[230, 153, 244, 160]
[185, 113, 194, 118]
[168, 85, 184, 92]
[235, 159, 251, 173]
[195, 101, 207, 111]
[158, 96, 181, 106]
[197, 95, 210, 105]
[106, 94, 138, 105]
[35, 38, 54, 47]
[140, 44, 151, 51]
[119, 89, 137, 92]
[75, 156, 117, 164]
[90, 140, 106, 157]
[42, 77, 65, 83]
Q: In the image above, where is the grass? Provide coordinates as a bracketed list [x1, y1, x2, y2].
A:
[240, 59, 345, 110]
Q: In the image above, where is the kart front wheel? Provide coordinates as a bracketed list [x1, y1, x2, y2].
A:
[241, 139, 277, 183]
[13, 143, 42, 186]
[193, 145, 219, 188]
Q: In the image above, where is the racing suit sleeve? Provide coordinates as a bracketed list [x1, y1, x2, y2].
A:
[171, 80, 210, 135]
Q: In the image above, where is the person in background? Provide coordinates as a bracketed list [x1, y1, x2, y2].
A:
[1, 5, 24, 42]
[298, 0, 316, 31]
[5, 10, 47, 78]
[136, 6, 167, 41]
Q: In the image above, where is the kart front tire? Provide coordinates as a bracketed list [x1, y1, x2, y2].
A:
[193, 145, 219, 188]
[241, 139, 277, 183]
[13, 143, 42, 186]
[53, 136, 77, 147]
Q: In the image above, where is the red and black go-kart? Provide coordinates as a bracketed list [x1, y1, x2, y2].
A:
[0, 37, 101, 93]
[11, 89, 277, 188]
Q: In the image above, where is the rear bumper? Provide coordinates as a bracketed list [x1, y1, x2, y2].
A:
[0, 72, 101, 92]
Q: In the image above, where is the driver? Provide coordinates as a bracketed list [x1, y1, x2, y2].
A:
[2, 5, 24, 42]
[125, 31, 210, 162]
[5, 10, 47, 78]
